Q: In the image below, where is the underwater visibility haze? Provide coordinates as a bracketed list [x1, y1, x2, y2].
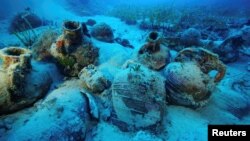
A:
[0, 0, 250, 140]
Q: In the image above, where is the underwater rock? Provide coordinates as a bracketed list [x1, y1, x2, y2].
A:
[232, 73, 250, 95]
[0, 47, 52, 114]
[228, 18, 250, 28]
[139, 21, 149, 30]
[213, 26, 250, 61]
[164, 35, 213, 52]
[246, 19, 250, 26]
[162, 36, 182, 50]
[50, 20, 99, 76]
[241, 25, 250, 46]
[112, 62, 166, 130]
[90, 23, 114, 43]
[79, 65, 110, 93]
[8, 10, 42, 33]
[125, 20, 137, 25]
[86, 19, 96, 26]
[180, 28, 201, 47]
[240, 46, 250, 57]
[164, 47, 226, 108]
[114, 37, 134, 49]
[139, 21, 161, 30]
[200, 15, 229, 39]
[132, 131, 163, 141]
[32, 29, 59, 61]
[137, 31, 170, 70]
[213, 35, 243, 63]
[235, 26, 250, 57]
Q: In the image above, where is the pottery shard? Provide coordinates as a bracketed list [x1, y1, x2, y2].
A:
[79, 64, 110, 93]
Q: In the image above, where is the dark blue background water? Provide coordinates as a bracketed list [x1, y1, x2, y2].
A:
[1, 0, 250, 20]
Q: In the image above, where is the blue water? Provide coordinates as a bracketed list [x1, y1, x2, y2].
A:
[1, 0, 250, 20]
